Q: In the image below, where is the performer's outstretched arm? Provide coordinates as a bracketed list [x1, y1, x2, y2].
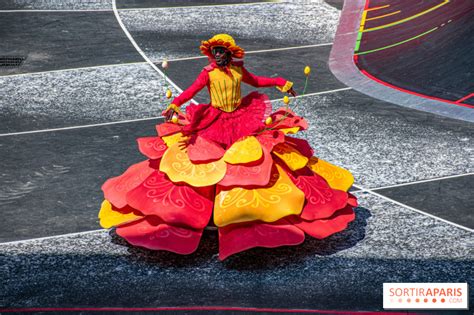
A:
[163, 70, 209, 117]
[241, 66, 296, 96]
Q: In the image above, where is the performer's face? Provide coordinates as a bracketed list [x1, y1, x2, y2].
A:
[212, 46, 231, 67]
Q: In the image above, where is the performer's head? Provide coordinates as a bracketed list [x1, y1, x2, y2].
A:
[211, 46, 231, 67]
[200, 34, 245, 66]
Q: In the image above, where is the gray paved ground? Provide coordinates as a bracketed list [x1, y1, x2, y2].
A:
[0, 64, 173, 133]
[1, 193, 472, 311]
[118, 1, 340, 61]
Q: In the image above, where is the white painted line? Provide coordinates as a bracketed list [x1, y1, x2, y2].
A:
[163, 43, 333, 62]
[0, 116, 163, 137]
[369, 172, 474, 191]
[0, 43, 333, 78]
[111, 0, 188, 100]
[0, 87, 351, 137]
[0, 226, 218, 245]
[353, 184, 474, 233]
[0, 229, 105, 245]
[0, 9, 112, 12]
[0, 61, 147, 78]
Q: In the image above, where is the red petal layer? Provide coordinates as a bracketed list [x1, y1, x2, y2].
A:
[218, 219, 305, 260]
[283, 166, 349, 221]
[126, 170, 214, 229]
[117, 216, 202, 254]
[101, 160, 155, 208]
[289, 204, 356, 239]
[156, 122, 182, 137]
[267, 108, 309, 131]
[256, 130, 285, 151]
[218, 147, 273, 188]
[285, 136, 314, 158]
[137, 137, 168, 159]
[187, 135, 225, 163]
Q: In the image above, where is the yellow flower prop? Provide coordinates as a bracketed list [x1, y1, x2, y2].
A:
[166, 89, 172, 99]
[304, 66, 311, 76]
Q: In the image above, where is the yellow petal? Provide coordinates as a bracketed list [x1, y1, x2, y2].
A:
[166, 89, 172, 99]
[98, 200, 142, 229]
[265, 117, 273, 125]
[307, 157, 354, 191]
[160, 142, 227, 187]
[280, 127, 300, 134]
[223, 136, 263, 164]
[162, 132, 188, 147]
[214, 165, 305, 227]
[272, 143, 308, 171]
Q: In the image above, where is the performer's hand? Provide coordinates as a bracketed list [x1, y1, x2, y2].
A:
[162, 103, 181, 121]
[288, 87, 297, 97]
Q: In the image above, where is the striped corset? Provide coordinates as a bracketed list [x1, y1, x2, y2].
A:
[208, 65, 243, 112]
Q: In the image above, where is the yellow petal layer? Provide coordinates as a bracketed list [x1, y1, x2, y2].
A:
[98, 200, 142, 229]
[307, 157, 354, 192]
[162, 132, 188, 147]
[272, 143, 309, 171]
[280, 127, 300, 134]
[160, 142, 227, 187]
[214, 165, 305, 227]
[223, 136, 262, 164]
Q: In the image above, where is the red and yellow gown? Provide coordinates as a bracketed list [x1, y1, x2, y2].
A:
[98, 60, 357, 260]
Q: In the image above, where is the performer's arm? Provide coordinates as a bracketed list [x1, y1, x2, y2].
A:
[241, 66, 294, 94]
[170, 69, 209, 108]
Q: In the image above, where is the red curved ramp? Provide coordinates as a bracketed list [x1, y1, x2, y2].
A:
[330, 0, 474, 122]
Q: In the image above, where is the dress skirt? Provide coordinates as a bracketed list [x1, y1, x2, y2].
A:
[99, 91, 358, 260]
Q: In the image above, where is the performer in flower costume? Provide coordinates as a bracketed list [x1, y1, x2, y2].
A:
[99, 34, 357, 260]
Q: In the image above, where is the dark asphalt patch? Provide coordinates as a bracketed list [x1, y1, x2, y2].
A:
[375, 175, 474, 230]
[0, 12, 142, 75]
[0, 119, 162, 242]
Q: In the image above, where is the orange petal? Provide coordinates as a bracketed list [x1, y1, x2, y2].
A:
[272, 142, 309, 171]
[160, 142, 226, 187]
[223, 136, 262, 165]
[98, 200, 143, 229]
[307, 157, 354, 192]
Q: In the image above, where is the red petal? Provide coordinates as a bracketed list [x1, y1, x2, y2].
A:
[256, 130, 285, 152]
[290, 205, 356, 239]
[187, 136, 225, 163]
[347, 193, 358, 207]
[101, 161, 155, 208]
[218, 147, 273, 188]
[284, 166, 348, 220]
[285, 136, 314, 158]
[156, 122, 182, 137]
[117, 216, 202, 254]
[137, 137, 168, 159]
[218, 220, 305, 260]
[126, 170, 214, 229]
